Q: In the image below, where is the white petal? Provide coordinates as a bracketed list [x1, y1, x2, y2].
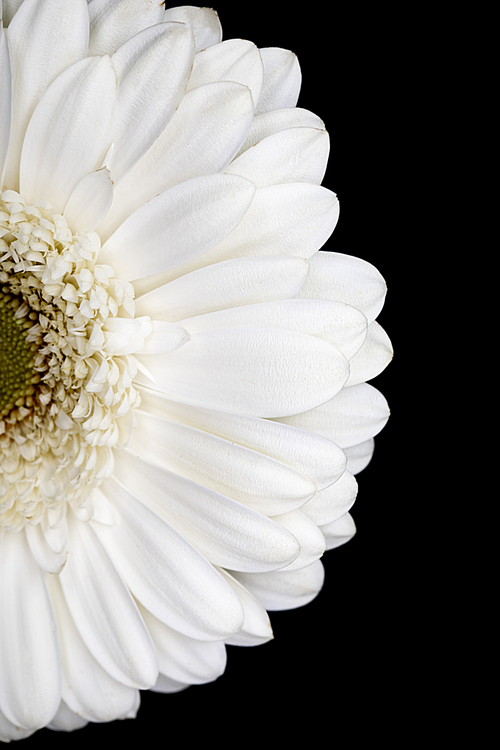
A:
[46, 701, 88, 733]
[151, 674, 188, 694]
[163, 5, 222, 51]
[97, 81, 254, 241]
[109, 22, 194, 182]
[113, 450, 301, 571]
[135, 389, 347, 492]
[63, 167, 114, 234]
[187, 39, 263, 107]
[19, 55, 116, 212]
[218, 569, 274, 647]
[321, 512, 357, 550]
[233, 560, 325, 611]
[238, 107, 326, 155]
[344, 438, 375, 475]
[346, 321, 394, 386]
[191, 183, 339, 268]
[88, 487, 119, 526]
[135, 328, 349, 418]
[25, 521, 67, 573]
[96, 477, 245, 640]
[226, 126, 330, 187]
[99, 174, 255, 284]
[301, 470, 358, 527]
[138, 321, 190, 355]
[41, 507, 68, 554]
[0, 26, 12, 186]
[3, 0, 89, 190]
[256, 47, 301, 114]
[58, 513, 159, 689]
[102, 316, 153, 355]
[126, 411, 316, 515]
[46, 574, 140, 724]
[135, 256, 310, 321]
[276, 383, 390, 449]
[272, 510, 326, 571]
[297, 251, 388, 324]
[88, 0, 165, 55]
[0, 530, 61, 730]
[180, 298, 367, 361]
[137, 602, 226, 685]
[0, 706, 36, 742]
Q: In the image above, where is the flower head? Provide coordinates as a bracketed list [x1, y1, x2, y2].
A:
[0, 0, 392, 740]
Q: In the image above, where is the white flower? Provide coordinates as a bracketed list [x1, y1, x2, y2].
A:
[0, 0, 392, 741]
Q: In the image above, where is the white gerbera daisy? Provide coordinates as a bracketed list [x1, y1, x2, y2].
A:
[0, 0, 392, 741]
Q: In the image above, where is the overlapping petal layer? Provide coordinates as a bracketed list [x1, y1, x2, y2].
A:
[0, 1, 391, 739]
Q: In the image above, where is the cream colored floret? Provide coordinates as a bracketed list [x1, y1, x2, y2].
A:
[0, 190, 144, 530]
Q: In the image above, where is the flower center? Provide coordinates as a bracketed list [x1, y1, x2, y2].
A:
[0, 291, 39, 416]
[0, 189, 145, 531]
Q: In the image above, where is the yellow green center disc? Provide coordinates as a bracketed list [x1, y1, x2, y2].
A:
[0, 291, 38, 416]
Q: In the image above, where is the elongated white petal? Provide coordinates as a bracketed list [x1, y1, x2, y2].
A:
[97, 81, 254, 241]
[297, 251, 388, 324]
[193, 182, 339, 267]
[46, 574, 140, 724]
[135, 389, 347, 492]
[272, 510, 326, 571]
[58, 513, 158, 689]
[151, 674, 188, 694]
[95, 478, 245, 640]
[88, 487, 119, 526]
[126, 410, 316, 515]
[20, 55, 116, 212]
[256, 47, 301, 114]
[113, 449, 301, 570]
[163, 5, 222, 51]
[135, 256, 310, 321]
[88, 0, 165, 55]
[188, 39, 263, 107]
[238, 107, 325, 155]
[321, 512, 357, 550]
[0, 706, 36, 742]
[0, 26, 12, 186]
[233, 560, 325, 611]
[218, 569, 274, 646]
[4, 0, 89, 190]
[137, 602, 227, 685]
[109, 22, 194, 182]
[301, 470, 358, 527]
[135, 328, 349, 418]
[63, 167, 114, 234]
[180, 298, 367, 360]
[346, 321, 393, 385]
[0, 530, 61, 730]
[99, 174, 255, 283]
[276, 383, 390, 449]
[226, 126, 329, 187]
[344, 438, 375, 475]
[47, 702, 89, 732]
[25, 521, 67, 573]
[138, 321, 190, 355]
[41, 508, 68, 554]
[102, 316, 152, 355]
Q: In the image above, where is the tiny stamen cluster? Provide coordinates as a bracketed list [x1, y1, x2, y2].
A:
[0, 190, 146, 531]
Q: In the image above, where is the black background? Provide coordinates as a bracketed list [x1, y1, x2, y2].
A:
[26, 2, 409, 745]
